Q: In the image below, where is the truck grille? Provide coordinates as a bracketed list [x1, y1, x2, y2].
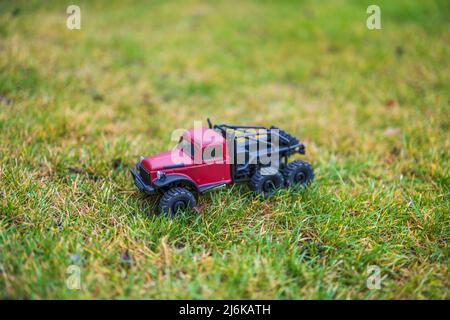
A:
[139, 164, 150, 183]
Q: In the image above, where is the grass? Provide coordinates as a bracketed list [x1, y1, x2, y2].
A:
[0, 0, 448, 299]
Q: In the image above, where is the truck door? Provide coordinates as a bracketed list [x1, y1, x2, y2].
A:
[197, 141, 231, 185]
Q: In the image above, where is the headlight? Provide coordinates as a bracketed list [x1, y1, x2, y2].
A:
[157, 171, 166, 180]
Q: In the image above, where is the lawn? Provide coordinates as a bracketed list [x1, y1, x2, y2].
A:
[0, 0, 448, 299]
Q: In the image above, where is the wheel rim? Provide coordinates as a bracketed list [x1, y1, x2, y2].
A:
[263, 179, 276, 192]
[294, 171, 306, 184]
[173, 200, 186, 212]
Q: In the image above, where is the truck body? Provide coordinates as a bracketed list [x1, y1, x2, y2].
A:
[131, 119, 314, 215]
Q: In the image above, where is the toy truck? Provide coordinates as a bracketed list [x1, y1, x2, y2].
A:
[131, 119, 314, 215]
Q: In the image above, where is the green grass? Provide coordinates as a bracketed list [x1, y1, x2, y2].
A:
[0, 0, 449, 299]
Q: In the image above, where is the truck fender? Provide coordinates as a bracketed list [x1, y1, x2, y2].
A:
[152, 174, 199, 192]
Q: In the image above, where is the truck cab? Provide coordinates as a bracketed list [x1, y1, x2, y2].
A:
[132, 127, 231, 197]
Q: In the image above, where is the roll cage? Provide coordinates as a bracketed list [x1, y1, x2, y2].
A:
[209, 119, 305, 182]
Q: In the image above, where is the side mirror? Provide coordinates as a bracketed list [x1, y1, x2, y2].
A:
[207, 118, 213, 129]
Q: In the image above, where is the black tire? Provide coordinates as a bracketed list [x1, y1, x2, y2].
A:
[250, 167, 284, 198]
[159, 187, 196, 217]
[282, 160, 314, 188]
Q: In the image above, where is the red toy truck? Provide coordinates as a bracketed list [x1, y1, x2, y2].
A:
[131, 119, 314, 215]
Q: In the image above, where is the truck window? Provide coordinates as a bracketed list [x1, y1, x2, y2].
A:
[203, 146, 223, 162]
[178, 138, 197, 158]
[203, 148, 216, 161]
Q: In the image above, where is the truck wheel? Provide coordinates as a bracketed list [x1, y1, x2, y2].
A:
[282, 160, 314, 188]
[250, 167, 284, 198]
[159, 187, 197, 217]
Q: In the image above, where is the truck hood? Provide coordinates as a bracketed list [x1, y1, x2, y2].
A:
[141, 149, 192, 172]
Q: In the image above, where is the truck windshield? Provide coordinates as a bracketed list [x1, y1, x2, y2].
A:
[177, 138, 196, 158]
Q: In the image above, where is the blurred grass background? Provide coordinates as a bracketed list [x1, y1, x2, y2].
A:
[0, 0, 448, 299]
